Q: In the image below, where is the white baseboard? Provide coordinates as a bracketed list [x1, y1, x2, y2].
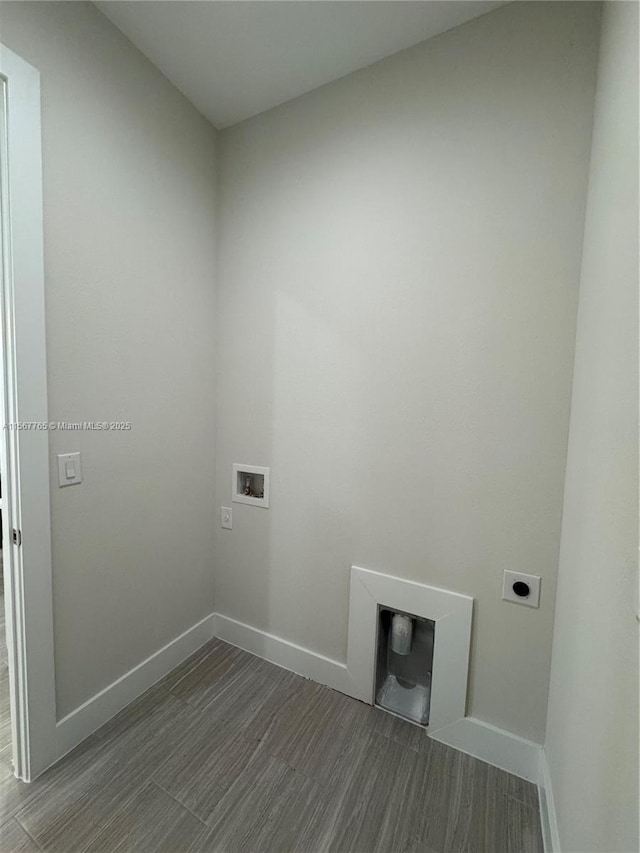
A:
[213, 613, 358, 697]
[53, 609, 544, 793]
[538, 748, 561, 852]
[214, 612, 541, 784]
[55, 612, 216, 759]
[429, 716, 542, 783]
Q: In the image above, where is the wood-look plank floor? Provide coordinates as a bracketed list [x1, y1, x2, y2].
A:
[0, 640, 544, 852]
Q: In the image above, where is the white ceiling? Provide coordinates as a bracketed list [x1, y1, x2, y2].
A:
[95, 1, 507, 129]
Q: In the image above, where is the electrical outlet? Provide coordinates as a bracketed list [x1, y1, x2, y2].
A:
[502, 571, 541, 608]
[221, 506, 232, 530]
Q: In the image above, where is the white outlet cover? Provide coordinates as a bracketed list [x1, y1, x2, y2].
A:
[221, 506, 232, 530]
[502, 570, 541, 608]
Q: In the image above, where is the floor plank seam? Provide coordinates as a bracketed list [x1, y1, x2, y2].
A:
[0, 640, 542, 853]
[505, 792, 540, 810]
[14, 814, 47, 852]
[168, 659, 255, 712]
[149, 779, 210, 830]
[151, 775, 214, 829]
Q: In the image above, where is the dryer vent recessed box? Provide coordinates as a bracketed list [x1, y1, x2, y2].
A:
[232, 463, 270, 508]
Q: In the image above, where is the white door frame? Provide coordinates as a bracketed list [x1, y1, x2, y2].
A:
[0, 44, 57, 781]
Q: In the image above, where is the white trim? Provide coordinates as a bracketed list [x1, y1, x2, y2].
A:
[52, 608, 544, 790]
[538, 748, 561, 852]
[55, 613, 216, 760]
[214, 611, 541, 783]
[347, 566, 473, 730]
[430, 716, 542, 783]
[213, 613, 357, 696]
[0, 44, 57, 781]
[231, 463, 270, 508]
[216, 566, 474, 735]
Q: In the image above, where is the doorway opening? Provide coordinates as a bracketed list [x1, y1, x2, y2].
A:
[0, 45, 58, 781]
[0, 72, 17, 781]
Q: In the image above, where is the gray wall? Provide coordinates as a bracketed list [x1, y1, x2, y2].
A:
[545, 3, 639, 850]
[0, 2, 218, 718]
[215, 2, 600, 743]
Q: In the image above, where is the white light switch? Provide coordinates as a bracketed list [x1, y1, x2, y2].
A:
[221, 506, 232, 530]
[57, 452, 82, 487]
